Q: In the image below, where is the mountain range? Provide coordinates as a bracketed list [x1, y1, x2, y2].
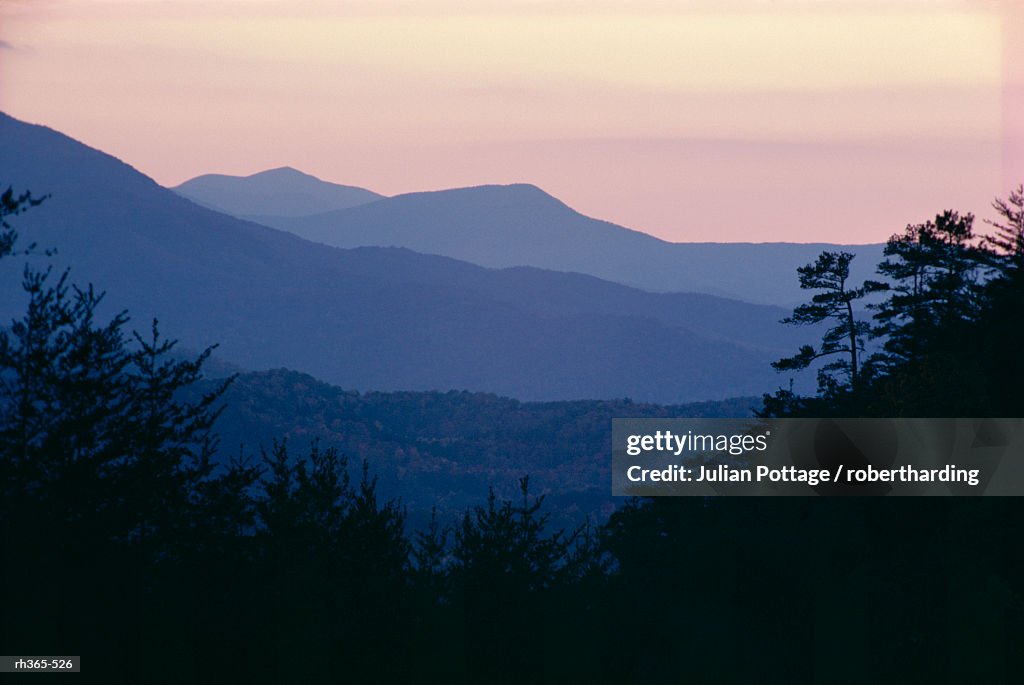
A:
[177, 171, 884, 306]
[0, 111, 815, 403]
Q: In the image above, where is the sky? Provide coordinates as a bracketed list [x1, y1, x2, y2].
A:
[0, 0, 1020, 243]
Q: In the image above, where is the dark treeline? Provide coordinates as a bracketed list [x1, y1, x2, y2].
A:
[2, 187, 1023, 684]
[762, 187, 1024, 418]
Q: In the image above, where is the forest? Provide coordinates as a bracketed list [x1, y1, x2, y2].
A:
[2, 185, 1023, 684]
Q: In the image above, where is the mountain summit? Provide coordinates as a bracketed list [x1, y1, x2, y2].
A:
[174, 167, 382, 218]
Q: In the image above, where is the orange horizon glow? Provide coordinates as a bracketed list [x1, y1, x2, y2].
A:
[0, 0, 1019, 243]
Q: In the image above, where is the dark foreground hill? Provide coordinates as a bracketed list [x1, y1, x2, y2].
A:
[0, 112, 811, 402]
[253, 182, 884, 305]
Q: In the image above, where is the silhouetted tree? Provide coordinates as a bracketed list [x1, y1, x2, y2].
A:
[0, 185, 47, 258]
[0, 190, 249, 682]
[412, 506, 450, 597]
[769, 251, 883, 413]
[254, 441, 411, 681]
[985, 185, 1024, 274]
[871, 211, 985, 368]
[858, 211, 992, 415]
[449, 477, 581, 681]
[974, 186, 1024, 414]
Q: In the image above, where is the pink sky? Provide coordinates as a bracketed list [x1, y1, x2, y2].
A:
[0, 0, 1020, 243]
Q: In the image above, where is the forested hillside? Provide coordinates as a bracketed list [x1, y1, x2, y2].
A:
[195, 368, 756, 515]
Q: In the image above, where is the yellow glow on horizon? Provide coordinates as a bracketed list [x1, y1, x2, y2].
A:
[5, 4, 998, 143]
[27, 7, 1000, 91]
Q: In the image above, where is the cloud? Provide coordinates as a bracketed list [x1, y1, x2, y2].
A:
[0, 40, 13, 50]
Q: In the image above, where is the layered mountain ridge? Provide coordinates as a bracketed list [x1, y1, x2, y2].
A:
[1, 111, 814, 403]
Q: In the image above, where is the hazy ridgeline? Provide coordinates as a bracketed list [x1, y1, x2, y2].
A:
[175, 167, 884, 308]
[3, 113, 1024, 682]
[1, 112, 825, 405]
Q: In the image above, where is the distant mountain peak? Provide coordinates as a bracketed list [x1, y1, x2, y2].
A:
[455, 182, 550, 196]
[181, 166, 328, 185]
[393, 182, 568, 209]
[172, 166, 383, 218]
[249, 166, 319, 180]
